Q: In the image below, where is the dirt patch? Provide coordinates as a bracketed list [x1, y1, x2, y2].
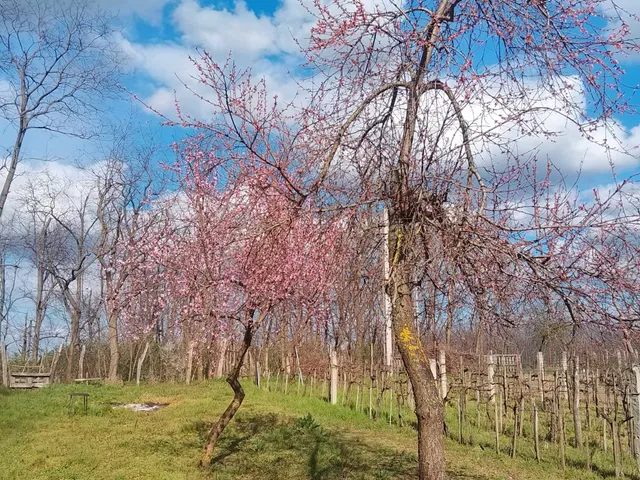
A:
[111, 402, 168, 412]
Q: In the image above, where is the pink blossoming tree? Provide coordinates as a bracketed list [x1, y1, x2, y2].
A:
[161, 1, 640, 478]
[122, 133, 346, 464]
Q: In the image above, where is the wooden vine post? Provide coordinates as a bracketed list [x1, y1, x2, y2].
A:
[330, 348, 338, 405]
[573, 356, 582, 448]
[136, 342, 149, 386]
[632, 366, 640, 475]
[537, 351, 544, 402]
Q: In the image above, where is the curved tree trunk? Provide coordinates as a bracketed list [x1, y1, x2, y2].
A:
[201, 310, 264, 466]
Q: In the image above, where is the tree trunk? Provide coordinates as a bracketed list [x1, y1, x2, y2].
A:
[389, 217, 445, 480]
[215, 337, 227, 378]
[31, 219, 51, 362]
[78, 344, 86, 380]
[186, 341, 195, 384]
[201, 311, 263, 466]
[0, 125, 26, 220]
[1, 343, 8, 387]
[445, 277, 454, 348]
[107, 311, 119, 382]
[66, 310, 80, 382]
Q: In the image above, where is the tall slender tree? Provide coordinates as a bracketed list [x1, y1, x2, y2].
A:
[0, 0, 121, 222]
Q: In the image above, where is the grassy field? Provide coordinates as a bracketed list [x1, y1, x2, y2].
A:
[0, 380, 637, 479]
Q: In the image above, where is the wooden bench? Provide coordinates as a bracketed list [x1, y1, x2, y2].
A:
[73, 378, 103, 385]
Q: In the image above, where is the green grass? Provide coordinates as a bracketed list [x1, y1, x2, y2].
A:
[0, 381, 636, 479]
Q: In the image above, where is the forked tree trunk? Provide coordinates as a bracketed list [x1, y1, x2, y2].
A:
[389, 218, 445, 480]
[201, 311, 263, 466]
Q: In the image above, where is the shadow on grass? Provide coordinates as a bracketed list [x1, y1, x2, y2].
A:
[565, 456, 640, 480]
[189, 412, 492, 480]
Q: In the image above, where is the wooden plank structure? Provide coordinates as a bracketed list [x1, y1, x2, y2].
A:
[2, 344, 62, 389]
[487, 353, 521, 376]
[9, 371, 51, 389]
[6, 362, 53, 389]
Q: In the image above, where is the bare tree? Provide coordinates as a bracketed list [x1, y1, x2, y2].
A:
[93, 137, 158, 382]
[33, 174, 100, 381]
[0, 0, 122, 221]
[17, 175, 58, 362]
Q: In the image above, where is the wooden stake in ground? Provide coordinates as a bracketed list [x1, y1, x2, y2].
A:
[487, 353, 495, 404]
[136, 342, 149, 386]
[573, 356, 582, 448]
[494, 393, 500, 454]
[631, 366, 640, 475]
[330, 348, 338, 405]
[585, 357, 592, 430]
[295, 346, 303, 395]
[475, 379, 481, 429]
[78, 345, 86, 380]
[533, 401, 540, 463]
[369, 343, 373, 419]
[537, 351, 545, 403]
[215, 338, 227, 378]
[458, 390, 463, 444]
[559, 395, 566, 471]
[341, 371, 347, 406]
[561, 352, 569, 404]
[255, 360, 261, 389]
[389, 371, 394, 425]
[50, 344, 63, 383]
[438, 349, 447, 400]
[510, 402, 518, 458]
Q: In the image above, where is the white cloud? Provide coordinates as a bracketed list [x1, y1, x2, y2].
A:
[462, 77, 640, 173]
[123, 1, 640, 179]
[0, 159, 101, 231]
[173, 1, 281, 58]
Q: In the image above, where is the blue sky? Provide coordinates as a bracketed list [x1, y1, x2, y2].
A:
[3, 0, 640, 186]
[122, 1, 640, 186]
[1, 0, 640, 256]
